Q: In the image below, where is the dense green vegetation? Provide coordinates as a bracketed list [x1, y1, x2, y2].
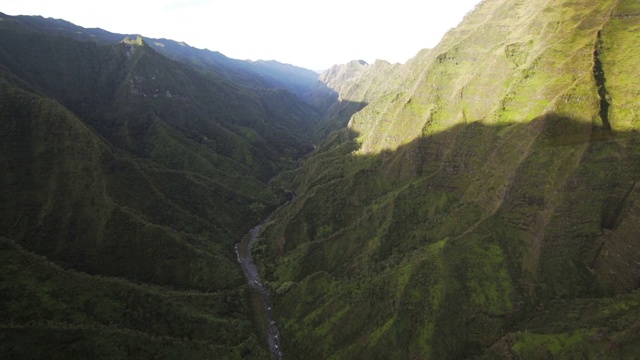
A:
[3, 0, 640, 358]
[255, 0, 640, 358]
[0, 237, 269, 359]
[0, 15, 320, 358]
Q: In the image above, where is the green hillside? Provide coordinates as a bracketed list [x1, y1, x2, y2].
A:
[3, 0, 640, 358]
[0, 18, 319, 358]
[255, 0, 640, 358]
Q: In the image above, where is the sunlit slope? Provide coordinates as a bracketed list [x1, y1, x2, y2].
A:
[304, 59, 405, 140]
[349, 0, 623, 153]
[257, 0, 640, 358]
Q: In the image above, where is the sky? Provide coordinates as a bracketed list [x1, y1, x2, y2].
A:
[2, 0, 483, 70]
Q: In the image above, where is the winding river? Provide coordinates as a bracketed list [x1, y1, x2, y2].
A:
[235, 212, 283, 359]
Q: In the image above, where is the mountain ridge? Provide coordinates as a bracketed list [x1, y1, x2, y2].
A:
[0, 12, 322, 102]
[256, 0, 640, 358]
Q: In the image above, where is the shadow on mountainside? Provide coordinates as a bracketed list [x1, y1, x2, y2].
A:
[256, 113, 640, 359]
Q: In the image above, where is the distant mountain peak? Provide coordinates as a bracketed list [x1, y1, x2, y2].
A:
[350, 59, 368, 66]
[121, 35, 145, 46]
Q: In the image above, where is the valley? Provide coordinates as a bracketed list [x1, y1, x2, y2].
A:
[236, 210, 284, 360]
[2, 0, 640, 359]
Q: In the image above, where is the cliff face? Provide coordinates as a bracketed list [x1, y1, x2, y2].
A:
[258, 0, 640, 358]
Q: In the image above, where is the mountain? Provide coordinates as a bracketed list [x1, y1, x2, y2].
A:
[255, 0, 640, 358]
[0, 15, 321, 359]
[304, 58, 404, 141]
[0, 12, 321, 101]
[4, 0, 640, 358]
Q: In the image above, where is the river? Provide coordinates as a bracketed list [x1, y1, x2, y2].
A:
[235, 212, 283, 360]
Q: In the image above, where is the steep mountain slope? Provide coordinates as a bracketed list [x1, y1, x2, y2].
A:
[257, 0, 640, 358]
[304, 59, 403, 140]
[0, 77, 270, 358]
[0, 21, 319, 358]
[0, 12, 321, 100]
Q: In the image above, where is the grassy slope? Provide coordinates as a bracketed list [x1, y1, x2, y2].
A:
[257, 0, 640, 358]
[305, 59, 405, 142]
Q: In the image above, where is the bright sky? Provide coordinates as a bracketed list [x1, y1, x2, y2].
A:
[2, 0, 482, 70]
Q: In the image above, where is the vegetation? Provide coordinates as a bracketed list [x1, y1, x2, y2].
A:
[3, 0, 640, 358]
[0, 237, 269, 359]
[0, 15, 319, 358]
[255, 0, 640, 358]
